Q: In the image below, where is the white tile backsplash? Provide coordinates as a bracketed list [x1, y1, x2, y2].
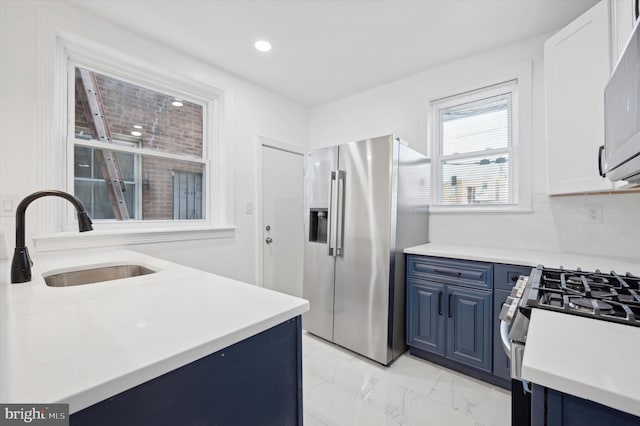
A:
[550, 192, 640, 260]
[429, 192, 640, 261]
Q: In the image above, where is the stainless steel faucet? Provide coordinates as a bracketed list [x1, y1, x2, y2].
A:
[11, 190, 93, 283]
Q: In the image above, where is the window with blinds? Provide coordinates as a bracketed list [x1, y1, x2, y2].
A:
[431, 80, 518, 207]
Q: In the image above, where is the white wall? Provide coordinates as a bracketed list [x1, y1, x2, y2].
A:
[3, 1, 637, 283]
[309, 35, 640, 261]
[0, 1, 309, 283]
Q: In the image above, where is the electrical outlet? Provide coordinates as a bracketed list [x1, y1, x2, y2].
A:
[586, 205, 603, 224]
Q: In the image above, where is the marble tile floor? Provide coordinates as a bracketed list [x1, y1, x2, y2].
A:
[302, 332, 510, 426]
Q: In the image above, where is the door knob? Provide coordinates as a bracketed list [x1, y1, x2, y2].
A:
[265, 237, 273, 244]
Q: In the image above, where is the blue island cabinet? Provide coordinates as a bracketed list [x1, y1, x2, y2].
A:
[407, 256, 493, 374]
[531, 384, 640, 426]
[71, 317, 303, 426]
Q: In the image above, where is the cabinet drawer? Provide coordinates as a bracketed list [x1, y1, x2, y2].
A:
[494, 264, 534, 291]
[407, 256, 493, 290]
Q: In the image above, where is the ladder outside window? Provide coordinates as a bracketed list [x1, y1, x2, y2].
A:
[77, 68, 131, 219]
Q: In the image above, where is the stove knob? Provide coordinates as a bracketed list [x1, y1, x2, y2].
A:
[499, 297, 519, 322]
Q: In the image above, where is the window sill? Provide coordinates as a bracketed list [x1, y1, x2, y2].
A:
[429, 205, 533, 214]
[33, 225, 235, 252]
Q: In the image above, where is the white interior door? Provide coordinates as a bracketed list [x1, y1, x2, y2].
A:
[262, 145, 304, 297]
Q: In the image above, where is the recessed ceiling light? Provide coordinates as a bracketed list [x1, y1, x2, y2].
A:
[171, 100, 183, 107]
[131, 131, 142, 137]
[255, 40, 272, 52]
[133, 125, 143, 129]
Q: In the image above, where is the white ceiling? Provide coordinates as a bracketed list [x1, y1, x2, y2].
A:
[69, 0, 599, 107]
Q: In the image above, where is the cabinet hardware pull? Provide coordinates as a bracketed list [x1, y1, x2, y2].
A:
[434, 268, 462, 277]
[438, 291, 443, 316]
[448, 294, 452, 318]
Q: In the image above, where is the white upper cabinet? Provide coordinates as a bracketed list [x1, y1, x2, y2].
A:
[545, 0, 613, 195]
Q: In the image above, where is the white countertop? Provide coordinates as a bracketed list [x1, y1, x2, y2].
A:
[0, 250, 309, 414]
[405, 243, 640, 417]
[522, 309, 640, 417]
[405, 243, 640, 275]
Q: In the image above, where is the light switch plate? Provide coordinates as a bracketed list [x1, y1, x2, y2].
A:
[0, 194, 19, 217]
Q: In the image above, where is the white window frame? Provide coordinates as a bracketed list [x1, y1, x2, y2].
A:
[73, 138, 141, 221]
[34, 38, 234, 251]
[428, 67, 532, 214]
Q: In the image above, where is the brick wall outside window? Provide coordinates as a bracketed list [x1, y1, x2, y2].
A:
[74, 70, 205, 220]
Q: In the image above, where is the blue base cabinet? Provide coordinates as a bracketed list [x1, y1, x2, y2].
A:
[407, 256, 493, 373]
[407, 255, 533, 388]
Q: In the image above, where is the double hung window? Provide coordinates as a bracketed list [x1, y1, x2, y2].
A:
[67, 60, 212, 225]
[430, 80, 518, 209]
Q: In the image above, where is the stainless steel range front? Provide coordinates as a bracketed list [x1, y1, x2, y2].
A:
[499, 265, 640, 426]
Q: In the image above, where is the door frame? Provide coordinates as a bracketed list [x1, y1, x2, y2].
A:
[255, 135, 305, 287]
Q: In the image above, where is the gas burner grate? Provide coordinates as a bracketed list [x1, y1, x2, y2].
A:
[525, 266, 640, 327]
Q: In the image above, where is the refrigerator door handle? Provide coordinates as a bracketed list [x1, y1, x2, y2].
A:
[328, 171, 338, 256]
[335, 170, 346, 256]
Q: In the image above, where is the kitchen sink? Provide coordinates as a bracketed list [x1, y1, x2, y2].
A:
[44, 264, 156, 287]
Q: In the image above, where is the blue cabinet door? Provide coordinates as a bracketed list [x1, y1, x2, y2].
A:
[446, 286, 492, 372]
[407, 278, 446, 356]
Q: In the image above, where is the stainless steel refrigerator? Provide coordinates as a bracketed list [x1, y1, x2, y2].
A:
[303, 134, 430, 365]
